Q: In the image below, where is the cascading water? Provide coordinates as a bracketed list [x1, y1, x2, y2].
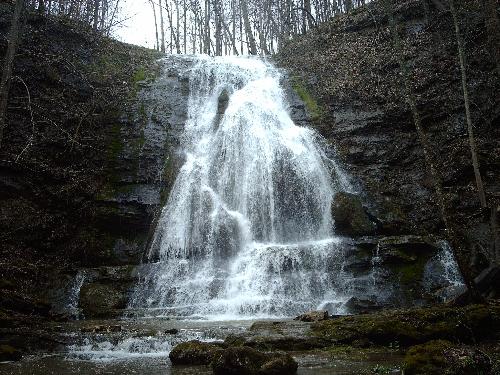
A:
[128, 56, 353, 318]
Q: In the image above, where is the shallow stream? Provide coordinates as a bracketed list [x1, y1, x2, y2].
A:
[0, 318, 403, 375]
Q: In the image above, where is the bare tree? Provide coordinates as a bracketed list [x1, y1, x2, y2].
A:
[0, 0, 26, 150]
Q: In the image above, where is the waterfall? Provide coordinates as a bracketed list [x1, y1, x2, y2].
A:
[128, 56, 352, 318]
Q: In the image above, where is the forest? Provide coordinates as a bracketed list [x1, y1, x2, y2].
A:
[0, 0, 499, 374]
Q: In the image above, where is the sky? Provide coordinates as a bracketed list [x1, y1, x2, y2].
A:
[114, 0, 157, 48]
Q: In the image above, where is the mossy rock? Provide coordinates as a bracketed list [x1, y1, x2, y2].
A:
[331, 192, 376, 236]
[311, 303, 500, 347]
[404, 340, 455, 375]
[79, 282, 128, 318]
[169, 340, 224, 365]
[211, 346, 297, 375]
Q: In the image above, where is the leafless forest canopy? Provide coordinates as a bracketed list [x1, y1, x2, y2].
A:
[27, 0, 370, 54]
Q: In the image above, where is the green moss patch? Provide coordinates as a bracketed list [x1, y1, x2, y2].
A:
[291, 78, 323, 121]
[311, 303, 500, 347]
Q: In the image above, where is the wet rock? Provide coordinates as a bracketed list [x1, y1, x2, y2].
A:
[165, 328, 179, 335]
[378, 236, 439, 255]
[217, 89, 230, 115]
[331, 192, 376, 236]
[294, 310, 329, 322]
[79, 282, 128, 318]
[169, 340, 224, 365]
[0, 345, 22, 362]
[80, 325, 122, 333]
[211, 346, 297, 375]
[229, 321, 329, 351]
[344, 297, 381, 314]
[474, 265, 500, 298]
[213, 89, 230, 131]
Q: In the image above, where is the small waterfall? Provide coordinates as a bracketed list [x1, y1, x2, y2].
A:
[128, 56, 352, 318]
[423, 241, 465, 301]
[65, 270, 88, 319]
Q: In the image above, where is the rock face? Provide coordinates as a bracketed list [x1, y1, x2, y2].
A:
[211, 346, 298, 375]
[79, 283, 128, 318]
[0, 4, 195, 319]
[277, 0, 500, 281]
[331, 192, 376, 236]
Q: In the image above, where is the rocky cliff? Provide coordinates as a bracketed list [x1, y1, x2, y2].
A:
[277, 0, 499, 281]
[0, 7, 193, 323]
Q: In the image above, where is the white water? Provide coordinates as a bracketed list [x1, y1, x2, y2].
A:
[128, 56, 352, 318]
[423, 241, 465, 301]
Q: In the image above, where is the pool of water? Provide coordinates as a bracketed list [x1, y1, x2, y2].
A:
[0, 318, 403, 375]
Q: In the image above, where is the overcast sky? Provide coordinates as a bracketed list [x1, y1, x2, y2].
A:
[114, 0, 157, 48]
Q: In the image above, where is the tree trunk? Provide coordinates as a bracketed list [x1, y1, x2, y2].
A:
[93, 0, 100, 30]
[204, 0, 211, 54]
[150, 0, 160, 50]
[215, 0, 222, 55]
[241, 0, 257, 54]
[183, 0, 186, 54]
[0, 0, 25, 150]
[159, 0, 166, 52]
[449, 0, 487, 208]
[99, 0, 107, 30]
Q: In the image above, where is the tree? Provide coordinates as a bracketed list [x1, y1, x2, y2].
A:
[449, 0, 487, 209]
[0, 0, 26, 150]
[149, 0, 160, 50]
[241, 0, 257, 54]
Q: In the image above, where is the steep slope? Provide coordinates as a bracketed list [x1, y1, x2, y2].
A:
[0, 6, 189, 323]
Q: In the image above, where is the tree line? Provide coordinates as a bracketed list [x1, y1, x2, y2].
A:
[147, 0, 370, 55]
[26, 0, 123, 33]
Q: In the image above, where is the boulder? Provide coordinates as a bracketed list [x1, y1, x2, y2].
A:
[331, 192, 376, 236]
[211, 346, 297, 375]
[404, 340, 453, 375]
[294, 310, 329, 322]
[169, 340, 224, 365]
[343, 297, 381, 314]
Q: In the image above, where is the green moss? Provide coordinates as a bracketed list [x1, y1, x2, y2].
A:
[319, 345, 399, 361]
[133, 67, 146, 84]
[403, 340, 452, 375]
[396, 254, 429, 285]
[311, 304, 500, 348]
[291, 78, 323, 121]
[169, 340, 223, 365]
[107, 123, 123, 162]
